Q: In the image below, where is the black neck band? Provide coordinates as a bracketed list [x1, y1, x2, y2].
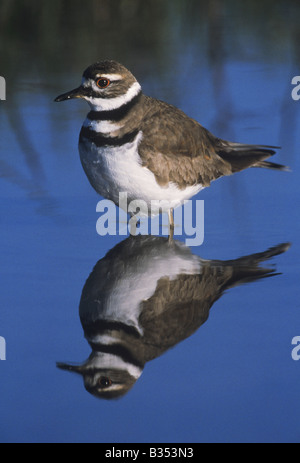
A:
[87, 91, 142, 122]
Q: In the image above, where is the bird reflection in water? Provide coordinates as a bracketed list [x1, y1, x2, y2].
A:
[57, 237, 289, 400]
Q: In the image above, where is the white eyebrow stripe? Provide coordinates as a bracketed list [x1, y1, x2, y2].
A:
[95, 73, 123, 81]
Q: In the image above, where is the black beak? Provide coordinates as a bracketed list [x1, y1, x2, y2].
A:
[54, 86, 86, 102]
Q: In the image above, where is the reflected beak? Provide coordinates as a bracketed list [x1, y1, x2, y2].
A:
[56, 362, 85, 374]
[54, 86, 87, 102]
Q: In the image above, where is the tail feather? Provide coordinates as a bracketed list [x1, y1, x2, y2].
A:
[210, 242, 291, 291]
[254, 160, 290, 172]
[217, 142, 289, 173]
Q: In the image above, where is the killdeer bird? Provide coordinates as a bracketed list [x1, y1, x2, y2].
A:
[57, 236, 289, 400]
[55, 60, 287, 228]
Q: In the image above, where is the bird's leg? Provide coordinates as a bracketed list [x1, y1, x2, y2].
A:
[168, 208, 174, 242]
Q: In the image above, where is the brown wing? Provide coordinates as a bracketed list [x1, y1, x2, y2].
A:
[138, 96, 232, 188]
[138, 96, 284, 188]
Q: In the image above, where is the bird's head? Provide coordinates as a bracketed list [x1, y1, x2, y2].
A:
[54, 60, 142, 112]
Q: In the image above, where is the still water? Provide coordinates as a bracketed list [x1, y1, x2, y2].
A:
[0, 0, 300, 443]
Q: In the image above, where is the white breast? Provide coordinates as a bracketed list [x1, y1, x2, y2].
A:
[79, 131, 203, 216]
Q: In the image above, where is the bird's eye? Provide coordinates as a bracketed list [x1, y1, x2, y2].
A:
[98, 377, 112, 388]
[96, 78, 110, 89]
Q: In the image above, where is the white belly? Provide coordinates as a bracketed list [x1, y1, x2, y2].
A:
[79, 131, 203, 216]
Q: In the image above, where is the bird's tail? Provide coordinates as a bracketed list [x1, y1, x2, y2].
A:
[217, 142, 290, 173]
[212, 242, 291, 291]
[253, 160, 290, 172]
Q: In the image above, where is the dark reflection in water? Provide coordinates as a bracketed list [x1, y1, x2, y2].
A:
[57, 237, 290, 400]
